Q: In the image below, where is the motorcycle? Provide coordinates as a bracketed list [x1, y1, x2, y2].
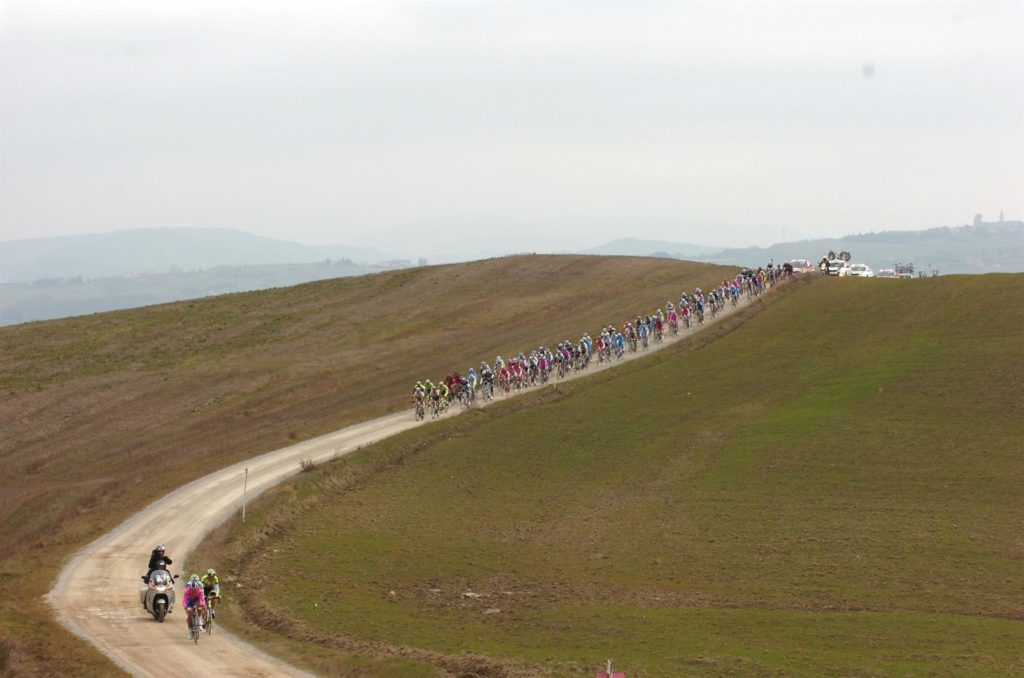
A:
[139, 569, 179, 622]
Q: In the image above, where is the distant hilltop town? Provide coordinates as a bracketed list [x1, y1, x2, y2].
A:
[972, 211, 1018, 229]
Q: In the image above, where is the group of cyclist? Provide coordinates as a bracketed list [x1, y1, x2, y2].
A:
[145, 544, 221, 639]
[411, 267, 782, 419]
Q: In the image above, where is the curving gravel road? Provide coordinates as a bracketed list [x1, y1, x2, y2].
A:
[47, 287, 771, 677]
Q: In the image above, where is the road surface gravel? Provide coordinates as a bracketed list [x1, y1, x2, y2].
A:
[47, 285, 772, 676]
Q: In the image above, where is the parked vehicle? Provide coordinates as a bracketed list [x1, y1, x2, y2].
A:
[848, 264, 874, 277]
[826, 259, 850, 276]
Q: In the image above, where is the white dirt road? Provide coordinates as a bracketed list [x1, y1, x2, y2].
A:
[47, 286, 773, 677]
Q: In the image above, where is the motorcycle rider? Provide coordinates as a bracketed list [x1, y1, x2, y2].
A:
[145, 544, 172, 583]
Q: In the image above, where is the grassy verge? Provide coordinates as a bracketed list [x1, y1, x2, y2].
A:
[0, 255, 734, 673]
[214, 274, 1024, 675]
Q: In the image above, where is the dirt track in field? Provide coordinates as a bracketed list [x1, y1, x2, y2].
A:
[47, 284, 776, 677]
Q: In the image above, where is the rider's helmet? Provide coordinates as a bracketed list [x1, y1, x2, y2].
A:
[207, 568, 216, 576]
[188, 574, 201, 587]
[154, 544, 165, 552]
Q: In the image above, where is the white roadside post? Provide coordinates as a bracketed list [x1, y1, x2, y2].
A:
[241, 467, 249, 524]
[596, 659, 623, 678]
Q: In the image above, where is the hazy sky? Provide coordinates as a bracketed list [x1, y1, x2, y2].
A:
[1, 1, 1022, 250]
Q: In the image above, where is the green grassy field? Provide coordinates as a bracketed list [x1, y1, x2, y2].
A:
[0, 255, 732, 674]
[215, 274, 1024, 676]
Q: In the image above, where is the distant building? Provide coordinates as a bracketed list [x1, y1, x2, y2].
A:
[974, 213, 983, 227]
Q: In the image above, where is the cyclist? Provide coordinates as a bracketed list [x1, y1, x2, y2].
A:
[412, 385, 426, 417]
[200, 569, 220, 619]
[581, 333, 593, 357]
[182, 574, 206, 637]
[480, 363, 494, 396]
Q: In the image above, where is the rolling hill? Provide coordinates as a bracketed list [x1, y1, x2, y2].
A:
[210, 273, 1024, 676]
[0, 255, 735, 674]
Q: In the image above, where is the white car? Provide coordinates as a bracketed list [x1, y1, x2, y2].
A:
[826, 259, 849, 276]
[876, 268, 897, 279]
[848, 264, 874, 278]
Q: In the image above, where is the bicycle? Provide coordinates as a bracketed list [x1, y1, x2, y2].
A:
[187, 605, 204, 645]
[204, 599, 216, 635]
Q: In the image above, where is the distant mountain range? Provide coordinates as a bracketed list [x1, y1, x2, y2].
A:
[0, 260, 381, 326]
[2, 220, 1019, 325]
[583, 238, 721, 258]
[0, 228, 389, 283]
[690, 221, 1024, 274]
[584, 222, 1023, 274]
[342, 216, 782, 262]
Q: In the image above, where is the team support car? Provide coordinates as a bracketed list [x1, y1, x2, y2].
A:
[788, 258, 814, 273]
[876, 268, 897, 279]
[848, 263, 874, 277]
[826, 259, 850, 276]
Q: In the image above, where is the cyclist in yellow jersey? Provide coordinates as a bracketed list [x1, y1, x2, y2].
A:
[200, 569, 220, 618]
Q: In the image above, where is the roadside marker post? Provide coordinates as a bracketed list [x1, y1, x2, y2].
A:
[241, 467, 249, 524]
[596, 659, 624, 678]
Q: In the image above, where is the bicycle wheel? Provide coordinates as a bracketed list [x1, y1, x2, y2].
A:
[205, 605, 214, 635]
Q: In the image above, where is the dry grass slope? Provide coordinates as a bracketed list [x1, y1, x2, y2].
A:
[215, 274, 1024, 676]
[0, 254, 732, 674]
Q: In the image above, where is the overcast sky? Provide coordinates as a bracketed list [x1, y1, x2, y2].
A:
[1, 0, 1021, 251]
